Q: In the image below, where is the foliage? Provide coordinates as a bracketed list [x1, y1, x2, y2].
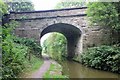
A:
[55, 0, 86, 9]
[0, 0, 7, 22]
[0, 30, 1, 66]
[0, 0, 7, 78]
[2, 21, 19, 38]
[0, 28, 1, 50]
[80, 45, 120, 74]
[2, 21, 42, 78]
[2, 21, 27, 78]
[0, 0, 7, 15]
[19, 54, 43, 77]
[2, 42, 28, 78]
[13, 37, 42, 57]
[87, 2, 120, 30]
[28, 55, 43, 72]
[5, 0, 34, 12]
[43, 33, 67, 61]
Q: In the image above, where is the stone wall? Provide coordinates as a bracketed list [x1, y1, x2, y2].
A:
[10, 7, 87, 20]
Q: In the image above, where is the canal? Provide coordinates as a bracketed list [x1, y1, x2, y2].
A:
[60, 60, 120, 78]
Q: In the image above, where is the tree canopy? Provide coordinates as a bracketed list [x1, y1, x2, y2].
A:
[43, 33, 67, 61]
[4, 0, 34, 12]
[87, 2, 120, 30]
[0, 0, 7, 18]
[55, 0, 86, 9]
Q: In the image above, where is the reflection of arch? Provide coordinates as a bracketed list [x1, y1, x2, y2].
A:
[40, 23, 82, 59]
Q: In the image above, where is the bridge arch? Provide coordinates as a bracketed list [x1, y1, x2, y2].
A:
[40, 23, 82, 58]
[3, 7, 118, 59]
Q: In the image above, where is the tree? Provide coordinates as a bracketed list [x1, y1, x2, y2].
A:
[55, 0, 86, 9]
[4, 0, 34, 12]
[0, 0, 7, 15]
[43, 33, 67, 61]
[0, 0, 7, 21]
[87, 2, 120, 30]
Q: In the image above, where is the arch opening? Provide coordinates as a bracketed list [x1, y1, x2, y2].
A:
[40, 23, 82, 59]
[40, 32, 67, 60]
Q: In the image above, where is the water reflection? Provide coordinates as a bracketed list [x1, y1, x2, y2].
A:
[61, 60, 120, 78]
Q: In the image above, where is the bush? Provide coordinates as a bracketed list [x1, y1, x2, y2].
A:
[2, 21, 42, 79]
[2, 21, 29, 78]
[13, 37, 42, 57]
[81, 45, 120, 74]
[87, 2, 120, 30]
[2, 40, 28, 78]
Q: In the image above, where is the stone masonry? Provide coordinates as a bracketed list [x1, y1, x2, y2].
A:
[3, 7, 120, 58]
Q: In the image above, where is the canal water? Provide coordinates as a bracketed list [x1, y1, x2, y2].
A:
[60, 60, 120, 78]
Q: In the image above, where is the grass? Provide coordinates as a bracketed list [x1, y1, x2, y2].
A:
[19, 54, 44, 77]
[43, 62, 68, 78]
[27, 56, 43, 71]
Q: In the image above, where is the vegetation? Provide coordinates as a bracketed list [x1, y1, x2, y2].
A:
[1, 1, 42, 78]
[87, 2, 120, 30]
[0, 27, 2, 79]
[2, 21, 24, 78]
[13, 37, 42, 57]
[0, 0, 7, 24]
[5, 0, 34, 12]
[0, 0, 7, 79]
[80, 45, 120, 74]
[19, 54, 43, 78]
[43, 62, 68, 78]
[83, 2, 120, 74]
[0, 0, 7, 17]
[2, 21, 42, 79]
[55, 0, 86, 9]
[43, 33, 67, 61]
[0, 0, 34, 23]
[42, 33, 68, 78]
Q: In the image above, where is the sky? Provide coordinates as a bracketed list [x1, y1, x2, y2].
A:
[31, 0, 120, 11]
[31, 0, 61, 10]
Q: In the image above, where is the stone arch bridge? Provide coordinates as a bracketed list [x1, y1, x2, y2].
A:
[3, 7, 120, 58]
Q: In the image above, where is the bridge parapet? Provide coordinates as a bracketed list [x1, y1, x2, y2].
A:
[10, 7, 87, 20]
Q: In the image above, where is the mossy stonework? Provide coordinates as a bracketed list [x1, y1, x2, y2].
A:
[3, 7, 120, 58]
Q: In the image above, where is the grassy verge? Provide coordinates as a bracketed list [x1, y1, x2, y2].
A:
[43, 61, 68, 78]
[19, 55, 44, 77]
